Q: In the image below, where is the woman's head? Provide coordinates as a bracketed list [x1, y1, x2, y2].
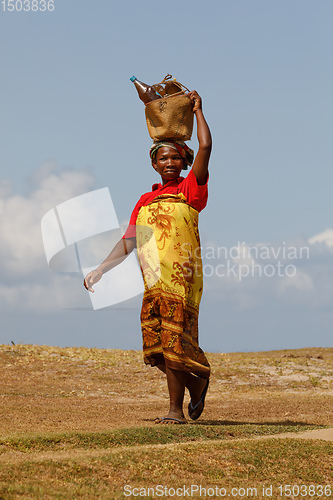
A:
[149, 140, 194, 170]
[151, 146, 185, 184]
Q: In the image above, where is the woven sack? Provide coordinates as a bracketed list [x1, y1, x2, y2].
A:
[144, 75, 193, 141]
[145, 94, 194, 141]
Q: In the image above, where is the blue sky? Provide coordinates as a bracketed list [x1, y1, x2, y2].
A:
[1, 0, 332, 353]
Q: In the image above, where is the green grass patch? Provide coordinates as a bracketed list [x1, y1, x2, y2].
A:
[0, 437, 332, 499]
[0, 423, 325, 454]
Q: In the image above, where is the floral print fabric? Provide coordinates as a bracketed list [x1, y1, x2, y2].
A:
[136, 194, 210, 379]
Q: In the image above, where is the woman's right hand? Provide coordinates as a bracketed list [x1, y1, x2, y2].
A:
[83, 269, 103, 293]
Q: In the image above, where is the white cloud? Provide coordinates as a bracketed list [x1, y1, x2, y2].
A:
[278, 270, 314, 293]
[0, 161, 96, 311]
[0, 275, 84, 313]
[309, 228, 333, 247]
[0, 161, 95, 277]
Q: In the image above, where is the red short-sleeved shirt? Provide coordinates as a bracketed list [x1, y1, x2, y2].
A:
[123, 169, 208, 239]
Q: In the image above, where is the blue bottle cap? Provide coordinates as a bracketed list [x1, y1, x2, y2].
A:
[130, 76, 137, 82]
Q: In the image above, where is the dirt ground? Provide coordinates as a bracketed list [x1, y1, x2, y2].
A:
[0, 345, 332, 437]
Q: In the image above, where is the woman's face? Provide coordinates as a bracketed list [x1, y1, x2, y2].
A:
[152, 147, 184, 184]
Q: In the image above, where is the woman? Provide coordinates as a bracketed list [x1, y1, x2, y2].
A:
[84, 90, 212, 424]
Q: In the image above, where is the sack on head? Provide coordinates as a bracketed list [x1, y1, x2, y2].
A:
[145, 75, 194, 141]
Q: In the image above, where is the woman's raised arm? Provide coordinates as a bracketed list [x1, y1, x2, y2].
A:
[188, 90, 212, 185]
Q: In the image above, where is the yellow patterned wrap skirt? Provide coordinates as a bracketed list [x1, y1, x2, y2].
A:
[136, 193, 210, 379]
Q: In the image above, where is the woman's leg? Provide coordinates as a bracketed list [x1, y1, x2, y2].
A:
[156, 365, 207, 423]
[156, 364, 186, 423]
[165, 366, 187, 421]
[185, 373, 208, 420]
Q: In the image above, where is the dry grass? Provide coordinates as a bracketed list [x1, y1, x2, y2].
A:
[1, 438, 332, 499]
[0, 344, 332, 498]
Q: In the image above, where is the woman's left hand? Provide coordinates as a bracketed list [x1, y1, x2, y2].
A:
[187, 90, 202, 113]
